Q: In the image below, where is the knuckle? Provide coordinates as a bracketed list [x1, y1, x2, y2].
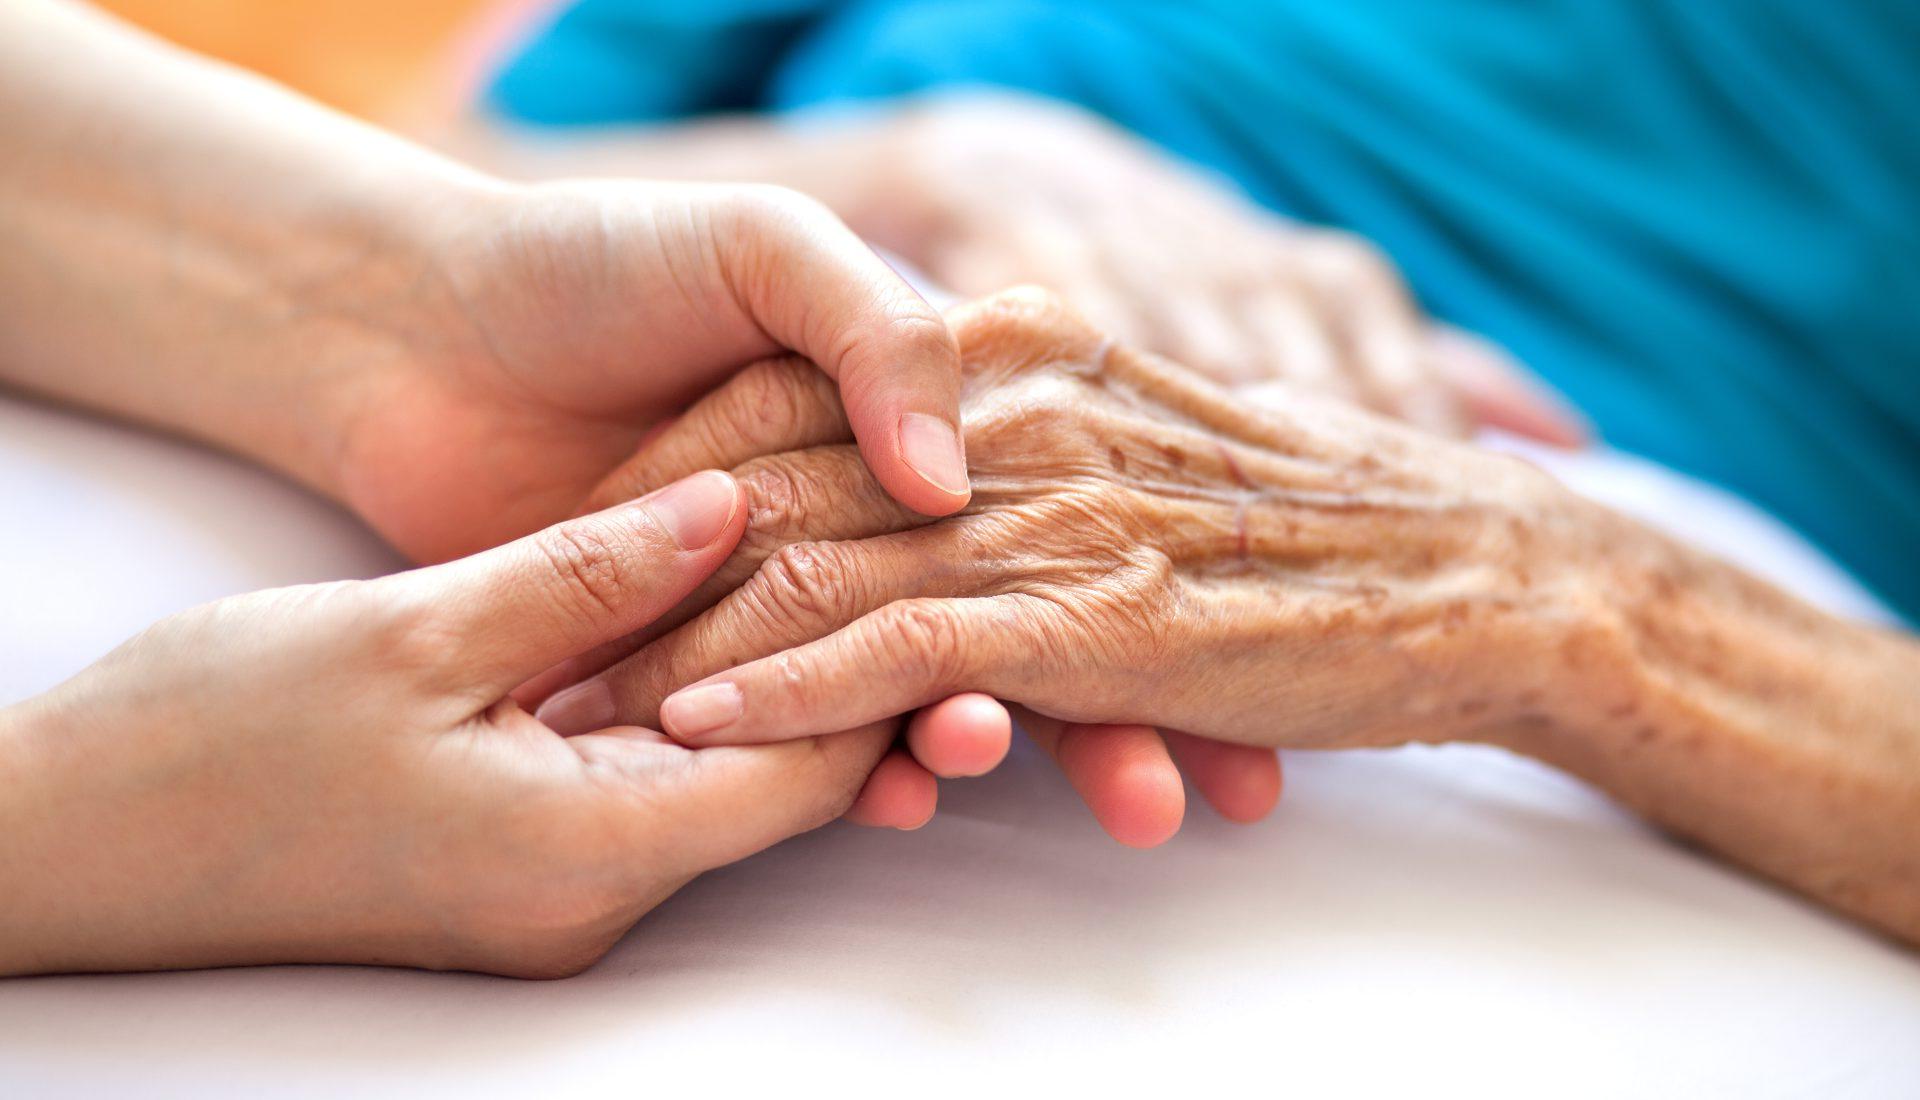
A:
[726, 357, 816, 438]
[688, 362, 809, 463]
[737, 458, 814, 535]
[532, 524, 633, 624]
[750, 540, 859, 623]
[878, 599, 968, 687]
[1302, 230, 1396, 289]
[947, 286, 1109, 380]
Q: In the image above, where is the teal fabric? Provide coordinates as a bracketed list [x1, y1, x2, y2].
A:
[490, 0, 1920, 622]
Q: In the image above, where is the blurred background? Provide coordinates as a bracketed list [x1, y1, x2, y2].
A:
[93, 0, 487, 118]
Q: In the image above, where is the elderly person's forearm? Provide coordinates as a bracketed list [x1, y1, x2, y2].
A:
[1500, 515, 1920, 940]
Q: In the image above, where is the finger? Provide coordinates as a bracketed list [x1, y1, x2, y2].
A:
[1295, 231, 1465, 435]
[843, 746, 939, 829]
[533, 447, 930, 724]
[546, 524, 974, 736]
[716, 186, 970, 516]
[412, 470, 744, 697]
[579, 357, 852, 515]
[619, 721, 899, 875]
[1015, 708, 1185, 849]
[1238, 285, 1352, 397]
[1165, 292, 1255, 384]
[655, 592, 1016, 745]
[905, 693, 1012, 778]
[1163, 731, 1283, 824]
[1425, 325, 1591, 448]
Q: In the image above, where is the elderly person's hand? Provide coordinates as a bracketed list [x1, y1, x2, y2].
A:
[0, 472, 950, 978]
[864, 95, 1586, 439]
[551, 290, 1920, 945]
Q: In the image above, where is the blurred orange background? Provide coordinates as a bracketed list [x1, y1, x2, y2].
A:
[93, 0, 498, 119]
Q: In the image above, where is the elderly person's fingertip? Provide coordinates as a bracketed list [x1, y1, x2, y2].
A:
[535, 680, 615, 736]
[659, 681, 744, 741]
[908, 693, 1012, 777]
[1100, 762, 1186, 848]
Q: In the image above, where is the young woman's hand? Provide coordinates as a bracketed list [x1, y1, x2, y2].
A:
[331, 178, 973, 564]
[0, 472, 908, 978]
[1, 3, 973, 570]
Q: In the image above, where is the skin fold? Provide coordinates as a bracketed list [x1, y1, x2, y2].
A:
[561, 289, 1920, 947]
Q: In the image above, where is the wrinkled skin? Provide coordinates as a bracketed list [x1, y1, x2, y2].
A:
[527, 340, 1277, 844]
[541, 289, 1599, 827]
[560, 289, 1920, 947]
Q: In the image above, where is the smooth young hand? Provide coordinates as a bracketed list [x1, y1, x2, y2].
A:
[0, 472, 908, 978]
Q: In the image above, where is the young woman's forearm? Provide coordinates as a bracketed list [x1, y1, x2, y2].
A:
[1511, 508, 1920, 942]
[0, 0, 493, 492]
[441, 110, 900, 241]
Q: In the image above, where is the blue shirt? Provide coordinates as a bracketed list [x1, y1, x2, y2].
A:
[491, 0, 1920, 622]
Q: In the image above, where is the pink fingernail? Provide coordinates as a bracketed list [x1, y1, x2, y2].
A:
[661, 682, 744, 740]
[535, 680, 615, 736]
[643, 470, 738, 549]
[899, 413, 969, 497]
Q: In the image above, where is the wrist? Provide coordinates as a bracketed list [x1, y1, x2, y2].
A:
[1466, 476, 1657, 756]
[265, 168, 517, 501]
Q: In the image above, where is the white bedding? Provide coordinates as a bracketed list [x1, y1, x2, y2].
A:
[2, 391, 1917, 1098]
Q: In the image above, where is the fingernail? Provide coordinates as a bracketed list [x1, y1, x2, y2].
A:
[535, 680, 615, 736]
[643, 470, 737, 549]
[899, 413, 969, 496]
[661, 682, 744, 740]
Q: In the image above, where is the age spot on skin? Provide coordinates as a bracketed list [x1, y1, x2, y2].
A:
[1108, 446, 1129, 473]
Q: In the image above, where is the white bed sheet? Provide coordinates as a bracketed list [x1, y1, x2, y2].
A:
[2, 392, 1917, 1098]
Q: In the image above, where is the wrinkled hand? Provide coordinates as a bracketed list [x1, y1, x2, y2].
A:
[0, 472, 914, 978]
[544, 291, 1609, 850]
[855, 94, 1585, 444]
[332, 179, 970, 564]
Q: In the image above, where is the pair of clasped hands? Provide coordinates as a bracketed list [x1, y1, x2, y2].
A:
[0, 175, 1574, 979]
